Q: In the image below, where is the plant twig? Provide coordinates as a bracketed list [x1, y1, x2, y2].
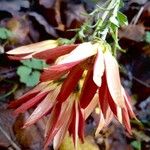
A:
[132, 76, 150, 88]
[0, 124, 21, 150]
[131, 6, 144, 25]
[0, 83, 18, 100]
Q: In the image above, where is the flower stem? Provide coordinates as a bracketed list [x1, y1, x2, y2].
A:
[94, 0, 121, 40]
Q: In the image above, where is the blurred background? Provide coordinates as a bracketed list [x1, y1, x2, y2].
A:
[0, 0, 149, 150]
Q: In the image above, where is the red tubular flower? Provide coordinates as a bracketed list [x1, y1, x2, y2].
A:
[7, 40, 136, 149]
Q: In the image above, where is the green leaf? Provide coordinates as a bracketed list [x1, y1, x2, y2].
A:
[58, 38, 73, 45]
[145, 32, 150, 43]
[21, 58, 48, 70]
[116, 44, 126, 52]
[17, 58, 47, 86]
[131, 141, 141, 150]
[17, 66, 40, 87]
[17, 66, 32, 76]
[26, 71, 40, 87]
[110, 17, 119, 27]
[17, 66, 31, 84]
[109, 23, 125, 55]
[119, 0, 124, 8]
[110, 23, 118, 42]
[117, 11, 128, 26]
[0, 27, 12, 40]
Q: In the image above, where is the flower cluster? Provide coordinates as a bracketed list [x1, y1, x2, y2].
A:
[7, 40, 136, 149]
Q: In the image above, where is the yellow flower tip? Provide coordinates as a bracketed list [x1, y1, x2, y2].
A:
[95, 107, 100, 114]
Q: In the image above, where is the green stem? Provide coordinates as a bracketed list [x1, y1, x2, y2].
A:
[93, 0, 122, 41]
[0, 83, 18, 100]
[93, 0, 118, 38]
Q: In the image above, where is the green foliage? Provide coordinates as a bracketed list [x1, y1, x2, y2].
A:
[131, 141, 141, 150]
[57, 38, 74, 45]
[17, 58, 48, 87]
[73, 0, 128, 56]
[108, 4, 128, 55]
[117, 11, 128, 26]
[110, 17, 119, 27]
[21, 58, 48, 70]
[144, 32, 150, 43]
[0, 27, 12, 40]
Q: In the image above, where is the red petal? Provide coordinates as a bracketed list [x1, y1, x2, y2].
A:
[40, 61, 81, 81]
[53, 121, 70, 150]
[9, 82, 50, 109]
[107, 86, 123, 123]
[57, 42, 98, 65]
[104, 50, 125, 108]
[78, 106, 85, 143]
[93, 47, 105, 87]
[122, 87, 136, 119]
[98, 74, 109, 118]
[14, 91, 49, 114]
[107, 86, 117, 116]
[95, 110, 106, 136]
[7, 40, 58, 55]
[44, 104, 61, 148]
[53, 110, 73, 150]
[24, 87, 60, 127]
[56, 64, 84, 103]
[8, 54, 29, 60]
[74, 101, 79, 149]
[107, 88, 123, 123]
[84, 94, 98, 119]
[68, 101, 75, 138]
[117, 106, 123, 124]
[9, 91, 39, 109]
[122, 108, 132, 134]
[105, 107, 113, 126]
[44, 97, 74, 148]
[68, 101, 79, 149]
[33, 44, 78, 60]
[95, 106, 114, 136]
[53, 97, 74, 149]
[79, 68, 98, 108]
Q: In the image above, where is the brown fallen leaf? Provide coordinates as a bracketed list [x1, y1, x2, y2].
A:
[0, 0, 29, 15]
[65, 3, 87, 27]
[119, 24, 145, 42]
[29, 12, 58, 37]
[13, 112, 44, 150]
[54, 0, 65, 31]
[0, 103, 19, 149]
[143, 45, 150, 56]
[129, 0, 148, 5]
[39, 0, 55, 8]
[6, 17, 31, 45]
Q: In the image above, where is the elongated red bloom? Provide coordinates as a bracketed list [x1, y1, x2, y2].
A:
[7, 40, 136, 149]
